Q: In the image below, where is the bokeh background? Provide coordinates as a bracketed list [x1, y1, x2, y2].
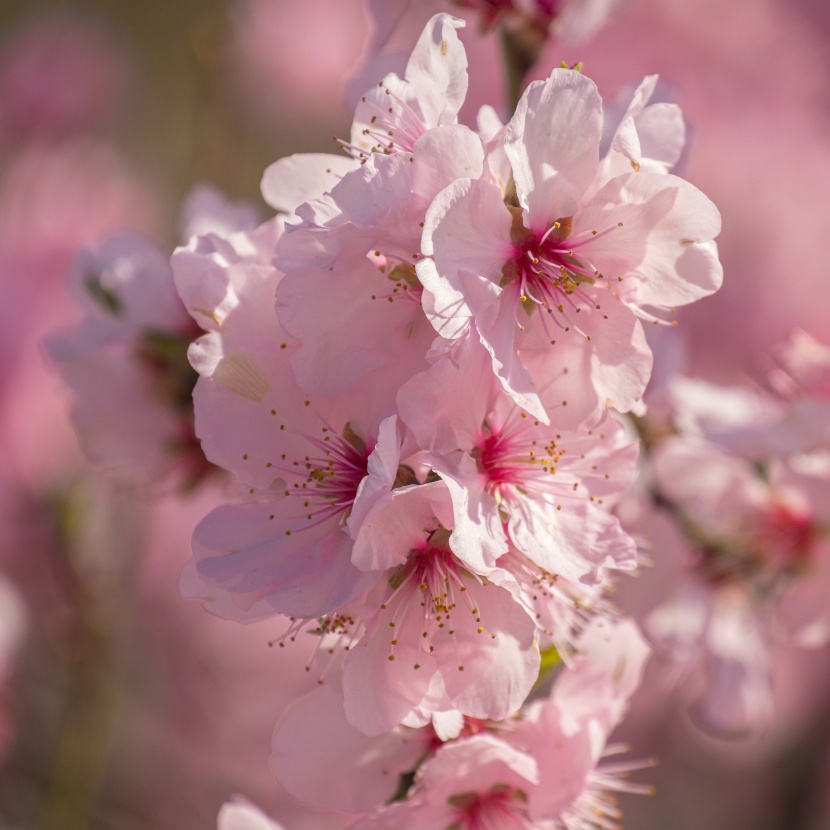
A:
[1, 0, 830, 828]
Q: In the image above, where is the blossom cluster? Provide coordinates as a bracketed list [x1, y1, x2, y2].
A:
[623, 329, 830, 736]
[6, 0, 830, 827]
[42, 7, 737, 830]
[137, 12, 722, 826]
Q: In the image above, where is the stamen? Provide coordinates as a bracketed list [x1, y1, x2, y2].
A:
[505, 217, 623, 336]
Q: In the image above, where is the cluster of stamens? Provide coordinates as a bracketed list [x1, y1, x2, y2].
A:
[560, 746, 656, 830]
[475, 411, 575, 507]
[504, 216, 621, 342]
[266, 419, 372, 535]
[370, 260, 424, 305]
[380, 531, 493, 671]
[270, 611, 362, 686]
[337, 82, 427, 162]
[500, 546, 613, 660]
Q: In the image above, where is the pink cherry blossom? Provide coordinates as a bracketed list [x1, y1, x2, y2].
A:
[175, 216, 416, 620]
[183, 366, 402, 620]
[499, 541, 623, 659]
[398, 333, 639, 580]
[346, 616, 649, 828]
[418, 67, 721, 426]
[272, 113, 487, 396]
[641, 434, 830, 734]
[347, 14, 468, 160]
[343, 482, 540, 735]
[47, 232, 204, 485]
[515, 617, 650, 823]
[347, 733, 540, 830]
[600, 74, 686, 180]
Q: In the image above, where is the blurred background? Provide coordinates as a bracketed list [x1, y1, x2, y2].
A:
[1, 0, 829, 828]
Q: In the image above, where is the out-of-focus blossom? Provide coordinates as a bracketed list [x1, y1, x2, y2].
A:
[764, 330, 830, 449]
[0, 139, 158, 278]
[47, 185, 255, 487]
[453, 0, 629, 45]
[0, 14, 130, 143]
[628, 408, 830, 735]
[366, 0, 630, 74]
[228, 0, 368, 134]
[0, 135, 160, 494]
[769, 330, 830, 401]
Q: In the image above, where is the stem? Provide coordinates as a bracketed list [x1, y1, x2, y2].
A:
[35, 484, 142, 830]
[499, 25, 542, 112]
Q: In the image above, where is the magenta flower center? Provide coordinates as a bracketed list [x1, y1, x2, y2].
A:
[275, 423, 372, 531]
[449, 786, 529, 830]
[475, 412, 568, 500]
[753, 502, 816, 572]
[507, 219, 616, 308]
[500, 216, 621, 340]
[698, 501, 817, 587]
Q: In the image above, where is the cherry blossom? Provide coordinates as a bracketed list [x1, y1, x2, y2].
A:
[14, 0, 758, 824]
[47, 230, 204, 484]
[344, 482, 540, 735]
[499, 542, 621, 658]
[640, 434, 830, 734]
[174, 216, 403, 619]
[514, 616, 650, 823]
[346, 733, 541, 830]
[273, 122, 484, 398]
[347, 14, 468, 160]
[600, 74, 686, 180]
[418, 67, 721, 426]
[398, 333, 639, 580]
[345, 616, 649, 829]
